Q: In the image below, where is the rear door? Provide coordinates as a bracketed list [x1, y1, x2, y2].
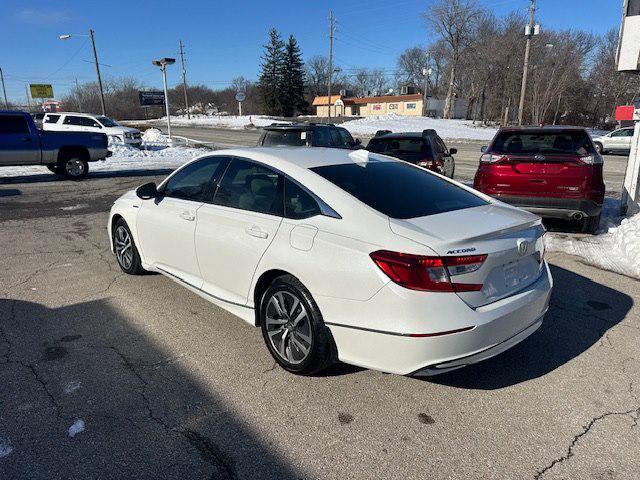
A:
[195, 158, 284, 305]
[486, 130, 596, 198]
[0, 114, 40, 165]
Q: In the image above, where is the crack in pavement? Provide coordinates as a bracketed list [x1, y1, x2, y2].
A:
[533, 407, 640, 479]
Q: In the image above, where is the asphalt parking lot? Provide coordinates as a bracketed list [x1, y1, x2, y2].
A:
[1, 170, 639, 480]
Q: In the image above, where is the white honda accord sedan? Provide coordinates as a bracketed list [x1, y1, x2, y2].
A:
[108, 147, 552, 376]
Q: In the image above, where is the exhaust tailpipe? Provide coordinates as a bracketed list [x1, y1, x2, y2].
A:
[572, 212, 584, 221]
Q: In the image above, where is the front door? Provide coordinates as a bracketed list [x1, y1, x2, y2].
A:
[195, 158, 283, 305]
[136, 156, 229, 287]
[0, 114, 40, 165]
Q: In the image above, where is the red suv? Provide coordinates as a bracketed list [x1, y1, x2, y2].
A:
[473, 127, 605, 233]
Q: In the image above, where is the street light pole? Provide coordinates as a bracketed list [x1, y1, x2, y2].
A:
[517, 0, 536, 126]
[89, 29, 106, 116]
[153, 58, 176, 140]
[60, 30, 106, 115]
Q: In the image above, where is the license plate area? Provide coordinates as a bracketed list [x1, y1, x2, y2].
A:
[503, 258, 536, 289]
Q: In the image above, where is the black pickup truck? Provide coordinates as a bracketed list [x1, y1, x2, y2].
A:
[0, 111, 111, 179]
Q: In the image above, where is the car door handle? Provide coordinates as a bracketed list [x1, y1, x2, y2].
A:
[246, 226, 268, 239]
[179, 211, 195, 221]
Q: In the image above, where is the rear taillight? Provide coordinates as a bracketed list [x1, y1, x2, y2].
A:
[417, 159, 433, 168]
[370, 250, 487, 292]
[480, 153, 504, 164]
[579, 154, 603, 165]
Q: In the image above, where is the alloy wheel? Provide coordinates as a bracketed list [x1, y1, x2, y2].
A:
[114, 225, 133, 270]
[65, 159, 86, 177]
[265, 290, 313, 365]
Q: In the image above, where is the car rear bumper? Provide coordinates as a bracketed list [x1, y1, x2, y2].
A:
[493, 195, 602, 219]
[323, 262, 552, 375]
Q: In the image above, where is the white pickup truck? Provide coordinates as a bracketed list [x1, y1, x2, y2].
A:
[42, 112, 142, 147]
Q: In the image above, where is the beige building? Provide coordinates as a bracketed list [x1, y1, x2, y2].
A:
[312, 94, 424, 118]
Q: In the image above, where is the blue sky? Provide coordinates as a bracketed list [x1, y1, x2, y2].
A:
[1, 0, 623, 104]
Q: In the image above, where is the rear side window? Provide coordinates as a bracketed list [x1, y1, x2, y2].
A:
[262, 130, 307, 147]
[491, 131, 595, 156]
[313, 128, 334, 147]
[312, 161, 486, 219]
[284, 178, 320, 219]
[63, 116, 101, 128]
[44, 115, 60, 124]
[214, 159, 283, 216]
[162, 157, 227, 202]
[0, 115, 30, 135]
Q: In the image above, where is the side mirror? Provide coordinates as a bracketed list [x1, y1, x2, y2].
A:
[136, 182, 158, 200]
[449, 148, 457, 155]
[480, 146, 488, 153]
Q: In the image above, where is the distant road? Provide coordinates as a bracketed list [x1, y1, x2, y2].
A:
[159, 125, 627, 195]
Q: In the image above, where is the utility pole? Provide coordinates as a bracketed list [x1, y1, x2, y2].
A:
[327, 11, 334, 121]
[422, 65, 431, 117]
[0, 68, 8, 109]
[179, 40, 190, 119]
[517, 0, 536, 126]
[89, 29, 106, 116]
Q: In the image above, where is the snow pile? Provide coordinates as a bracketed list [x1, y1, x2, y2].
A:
[340, 114, 498, 140]
[142, 128, 168, 143]
[68, 419, 85, 438]
[546, 206, 640, 279]
[91, 144, 203, 172]
[153, 114, 287, 130]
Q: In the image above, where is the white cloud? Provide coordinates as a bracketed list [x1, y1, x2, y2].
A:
[14, 8, 71, 24]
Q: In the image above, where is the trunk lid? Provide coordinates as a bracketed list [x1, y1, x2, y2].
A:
[389, 203, 546, 308]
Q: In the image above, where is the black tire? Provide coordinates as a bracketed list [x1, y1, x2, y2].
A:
[112, 219, 145, 275]
[259, 275, 335, 375]
[60, 157, 89, 179]
[594, 142, 604, 155]
[580, 214, 601, 234]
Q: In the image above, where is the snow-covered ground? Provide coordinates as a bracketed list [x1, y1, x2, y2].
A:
[140, 113, 498, 141]
[546, 199, 640, 279]
[340, 114, 498, 140]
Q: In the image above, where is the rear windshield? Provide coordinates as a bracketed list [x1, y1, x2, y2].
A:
[262, 130, 308, 147]
[367, 137, 429, 154]
[491, 131, 594, 156]
[311, 161, 487, 219]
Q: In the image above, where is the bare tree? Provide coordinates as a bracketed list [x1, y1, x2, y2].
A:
[424, 0, 483, 118]
[396, 47, 429, 90]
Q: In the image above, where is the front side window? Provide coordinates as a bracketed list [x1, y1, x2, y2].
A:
[337, 128, 354, 147]
[313, 128, 333, 147]
[162, 157, 227, 202]
[0, 115, 30, 135]
[214, 159, 283, 216]
[284, 178, 320, 219]
[312, 160, 486, 219]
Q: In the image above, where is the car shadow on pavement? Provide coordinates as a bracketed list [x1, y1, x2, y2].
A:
[0, 168, 176, 185]
[423, 264, 633, 390]
[0, 298, 300, 480]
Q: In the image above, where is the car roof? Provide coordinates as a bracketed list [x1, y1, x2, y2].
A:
[263, 123, 336, 131]
[498, 126, 588, 134]
[48, 112, 101, 117]
[204, 146, 393, 171]
[372, 132, 430, 139]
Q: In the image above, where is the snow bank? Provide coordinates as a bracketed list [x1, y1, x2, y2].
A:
[546, 200, 640, 279]
[151, 114, 287, 130]
[0, 144, 203, 178]
[340, 114, 498, 141]
[142, 128, 168, 143]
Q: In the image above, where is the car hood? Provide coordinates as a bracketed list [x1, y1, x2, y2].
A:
[103, 126, 139, 135]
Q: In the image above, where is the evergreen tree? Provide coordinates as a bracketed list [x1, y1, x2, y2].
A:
[258, 29, 285, 116]
[281, 35, 308, 117]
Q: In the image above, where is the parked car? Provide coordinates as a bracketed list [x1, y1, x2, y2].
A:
[591, 126, 634, 154]
[257, 123, 361, 149]
[42, 112, 142, 147]
[366, 129, 456, 178]
[0, 111, 110, 179]
[473, 127, 605, 233]
[109, 147, 551, 376]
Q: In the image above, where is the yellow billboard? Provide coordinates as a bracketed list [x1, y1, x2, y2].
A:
[29, 84, 54, 98]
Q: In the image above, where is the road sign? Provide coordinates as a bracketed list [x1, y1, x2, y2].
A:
[29, 84, 53, 98]
[139, 90, 165, 106]
[235, 91, 246, 102]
